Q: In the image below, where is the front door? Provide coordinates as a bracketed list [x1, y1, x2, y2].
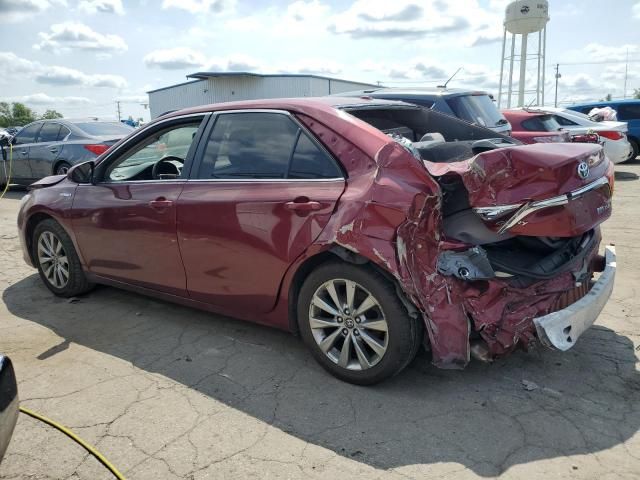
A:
[71, 115, 209, 296]
[178, 111, 345, 313]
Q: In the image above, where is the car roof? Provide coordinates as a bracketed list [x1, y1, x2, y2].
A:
[161, 96, 419, 119]
[501, 109, 550, 119]
[335, 87, 490, 98]
[569, 99, 640, 107]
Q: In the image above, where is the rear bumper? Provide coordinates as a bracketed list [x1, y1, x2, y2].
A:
[533, 246, 616, 351]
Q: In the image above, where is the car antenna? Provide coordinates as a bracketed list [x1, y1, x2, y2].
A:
[437, 67, 462, 89]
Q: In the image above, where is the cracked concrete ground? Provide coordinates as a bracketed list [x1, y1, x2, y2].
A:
[1, 160, 639, 480]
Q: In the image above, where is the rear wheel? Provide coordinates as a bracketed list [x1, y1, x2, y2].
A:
[32, 219, 93, 297]
[297, 262, 422, 385]
[54, 161, 71, 175]
[627, 138, 639, 162]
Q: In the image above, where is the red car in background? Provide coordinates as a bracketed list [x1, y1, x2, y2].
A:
[502, 109, 574, 144]
[14, 97, 616, 385]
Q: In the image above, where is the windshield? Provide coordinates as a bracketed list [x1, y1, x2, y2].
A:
[74, 122, 134, 137]
[446, 94, 506, 128]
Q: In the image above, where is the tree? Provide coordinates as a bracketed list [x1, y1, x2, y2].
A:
[0, 102, 11, 128]
[10, 103, 37, 126]
[41, 109, 63, 120]
[634, 88, 640, 99]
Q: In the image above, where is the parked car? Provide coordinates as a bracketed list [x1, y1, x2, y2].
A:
[5, 127, 21, 137]
[336, 87, 512, 135]
[0, 355, 18, 464]
[502, 109, 574, 144]
[17, 97, 615, 385]
[0, 119, 134, 187]
[568, 100, 640, 160]
[520, 107, 633, 163]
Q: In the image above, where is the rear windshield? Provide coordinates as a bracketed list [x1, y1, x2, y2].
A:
[445, 94, 506, 128]
[74, 122, 134, 136]
[521, 115, 562, 132]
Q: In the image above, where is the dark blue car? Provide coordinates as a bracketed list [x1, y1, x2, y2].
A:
[568, 100, 640, 160]
[336, 87, 512, 135]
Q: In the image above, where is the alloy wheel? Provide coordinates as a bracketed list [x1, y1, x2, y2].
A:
[37, 231, 69, 289]
[308, 278, 389, 371]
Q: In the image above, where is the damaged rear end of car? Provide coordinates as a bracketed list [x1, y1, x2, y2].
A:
[300, 101, 616, 369]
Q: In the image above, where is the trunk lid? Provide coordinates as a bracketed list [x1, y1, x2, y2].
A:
[426, 143, 613, 237]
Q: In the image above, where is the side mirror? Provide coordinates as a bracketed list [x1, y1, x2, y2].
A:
[68, 161, 95, 184]
[0, 355, 19, 465]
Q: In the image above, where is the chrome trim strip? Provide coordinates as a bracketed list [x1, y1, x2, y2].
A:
[494, 177, 610, 234]
[186, 178, 345, 183]
[473, 203, 523, 221]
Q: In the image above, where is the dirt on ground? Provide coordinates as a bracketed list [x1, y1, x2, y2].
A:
[0, 160, 639, 480]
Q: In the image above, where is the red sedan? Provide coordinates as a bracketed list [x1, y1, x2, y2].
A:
[502, 109, 573, 144]
[15, 97, 616, 384]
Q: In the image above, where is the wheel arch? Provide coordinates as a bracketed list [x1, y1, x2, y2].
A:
[52, 159, 71, 176]
[287, 244, 419, 334]
[25, 212, 57, 264]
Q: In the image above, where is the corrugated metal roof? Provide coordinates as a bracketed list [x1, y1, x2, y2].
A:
[184, 71, 379, 87]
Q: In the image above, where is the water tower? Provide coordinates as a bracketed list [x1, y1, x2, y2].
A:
[497, 1, 549, 108]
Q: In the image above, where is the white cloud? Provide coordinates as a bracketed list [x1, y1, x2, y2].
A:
[34, 22, 128, 53]
[144, 47, 208, 70]
[633, 2, 640, 19]
[0, 51, 127, 89]
[161, 0, 234, 14]
[0, 0, 67, 23]
[78, 0, 125, 15]
[2, 93, 92, 105]
[36, 67, 127, 88]
[281, 59, 342, 75]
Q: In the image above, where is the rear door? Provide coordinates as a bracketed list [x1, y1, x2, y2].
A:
[177, 110, 345, 314]
[617, 103, 640, 138]
[28, 122, 65, 179]
[9, 123, 41, 182]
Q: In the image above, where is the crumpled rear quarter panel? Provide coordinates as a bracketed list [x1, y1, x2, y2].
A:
[297, 114, 607, 369]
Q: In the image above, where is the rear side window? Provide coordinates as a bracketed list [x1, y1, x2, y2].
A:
[12, 123, 41, 145]
[58, 125, 71, 140]
[37, 123, 61, 143]
[617, 104, 640, 120]
[197, 112, 341, 180]
[521, 115, 562, 132]
[289, 133, 342, 179]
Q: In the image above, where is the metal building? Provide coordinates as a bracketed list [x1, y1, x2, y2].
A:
[147, 72, 379, 118]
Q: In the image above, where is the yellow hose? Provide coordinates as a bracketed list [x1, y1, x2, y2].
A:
[19, 406, 127, 480]
[0, 143, 12, 199]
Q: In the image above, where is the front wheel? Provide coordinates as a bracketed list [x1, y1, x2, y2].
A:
[32, 219, 94, 297]
[297, 262, 422, 385]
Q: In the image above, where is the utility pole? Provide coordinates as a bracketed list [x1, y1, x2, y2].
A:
[623, 48, 629, 98]
[116, 101, 122, 122]
[554, 63, 561, 107]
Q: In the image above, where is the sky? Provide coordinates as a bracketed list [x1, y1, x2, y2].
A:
[1, 0, 639, 122]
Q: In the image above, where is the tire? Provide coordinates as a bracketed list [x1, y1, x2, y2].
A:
[32, 218, 94, 297]
[297, 261, 423, 385]
[627, 138, 639, 162]
[54, 161, 72, 175]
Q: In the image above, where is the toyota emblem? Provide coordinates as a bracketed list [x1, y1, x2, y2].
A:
[577, 161, 590, 179]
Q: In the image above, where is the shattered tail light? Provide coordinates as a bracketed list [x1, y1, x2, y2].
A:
[83, 144, 110, 155]
[571, 133, 600, 144]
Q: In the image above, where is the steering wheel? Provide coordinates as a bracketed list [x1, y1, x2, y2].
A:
[152, 156, 183, 179]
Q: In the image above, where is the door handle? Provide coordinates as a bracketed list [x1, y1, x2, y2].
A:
[285, 200, 322, 211]
[20, 150, 27, 156]
[148, 199, 173, 210]
[49, 147, 58, 153]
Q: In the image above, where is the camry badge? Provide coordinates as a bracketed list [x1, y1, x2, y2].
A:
[577, 161, 589, 179]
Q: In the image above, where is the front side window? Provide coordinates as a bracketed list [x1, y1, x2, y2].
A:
[37, 123, 62, 143]
[13, 123, 41, 145]
[104, 120, 203, 182]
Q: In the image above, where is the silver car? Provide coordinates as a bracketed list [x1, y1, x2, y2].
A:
[1, 119, 134, 186]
